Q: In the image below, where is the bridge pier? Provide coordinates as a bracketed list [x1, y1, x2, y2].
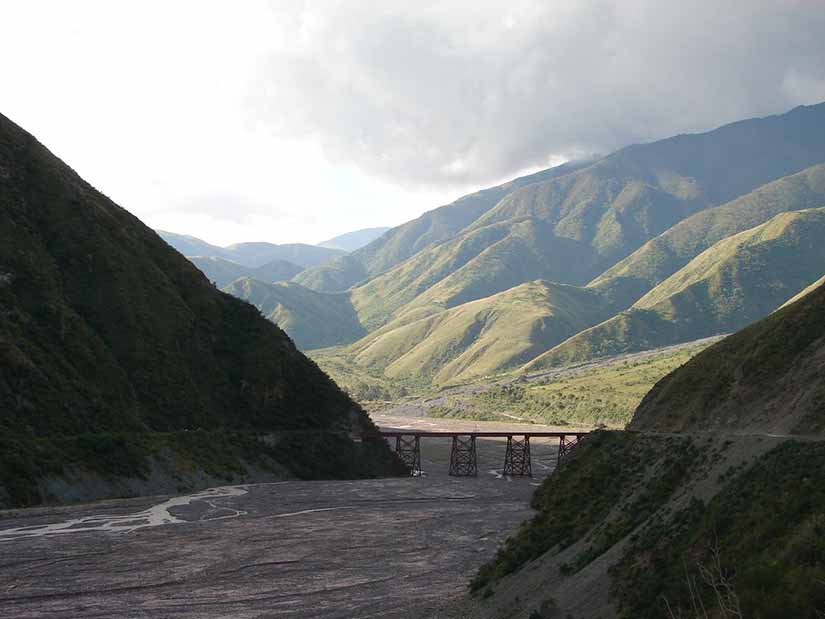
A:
[557, 434, 582, 465]
[449, 435, 477, 477]
[395, 435, 421, 475]
[503, 435, 532, 477]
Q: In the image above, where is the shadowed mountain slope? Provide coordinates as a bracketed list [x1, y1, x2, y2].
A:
[631, 276, 825, 434]
[190, 256, 303, 288]
[526, 208, 825, 370]
[225, 278, 365, 350]
[0, 113, 399, 506]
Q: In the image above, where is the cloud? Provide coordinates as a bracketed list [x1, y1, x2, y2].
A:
[248, 0, 825, 189]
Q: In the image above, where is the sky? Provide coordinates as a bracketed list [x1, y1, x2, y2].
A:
[2, 1, 825, 246]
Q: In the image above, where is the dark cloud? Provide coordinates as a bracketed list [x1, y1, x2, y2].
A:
[249, 0, 825, 189]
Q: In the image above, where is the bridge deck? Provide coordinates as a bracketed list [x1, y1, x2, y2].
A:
[377, 430, 586, 438]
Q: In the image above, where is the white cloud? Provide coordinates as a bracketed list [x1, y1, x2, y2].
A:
[250, 0, 825, 187]
[1, 1, 823, 245]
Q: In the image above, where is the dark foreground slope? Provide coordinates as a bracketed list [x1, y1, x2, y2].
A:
[455, 278, 825, 618]
[0, 113, 401, 507]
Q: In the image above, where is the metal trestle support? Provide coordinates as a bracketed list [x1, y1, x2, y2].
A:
[395, 435, 421, 476]
[556, 434, 580, 466]
[503, 435, 532, 477]
[449, 435, 477, 476]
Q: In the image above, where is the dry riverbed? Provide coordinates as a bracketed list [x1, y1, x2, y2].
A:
[0, 420, 567, 618]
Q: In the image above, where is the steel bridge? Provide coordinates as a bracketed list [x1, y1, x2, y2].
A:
[376, 431, 588, 477]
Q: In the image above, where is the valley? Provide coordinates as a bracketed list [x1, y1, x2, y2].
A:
[2, 66, 824, 619]
[336, 337, 722, 428]
[162, 104, 825, 410]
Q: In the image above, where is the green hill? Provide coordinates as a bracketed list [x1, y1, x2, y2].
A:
[345, 280, 613, 385]
[350, 217, 602, 330]
[526, 208, 825, 370]
[225, 278, 365, 350]
[298, 160, 591, 292]
[631, 275, 825, 434]
[0, 112, 400, 507]
[292, 254, 369, 292]
[190, 256, 303, 288]
[590, 163, 825, 306]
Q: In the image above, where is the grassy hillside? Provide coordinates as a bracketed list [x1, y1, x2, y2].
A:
[345, 104, 825, 332]
[225, 278, 365, 350]
[425, 339, 716, 427]
[527, 208, 825, 370]
[190, 256, 303, 288]
[158, 231, 345, 268]
[631, 272, 825, 434]
[347, 280, 613, 385]
[292, 254, 369, 293]
[301, 161, 591, 293]
[0, 112, 401, 507]
[350, 218, 603, 330]
[590, 163, 825, 306]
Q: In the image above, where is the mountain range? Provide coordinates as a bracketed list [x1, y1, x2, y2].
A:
[158, 103, 825, 400]
[158, 230, 346, 268]
[219, 102, 825, 396]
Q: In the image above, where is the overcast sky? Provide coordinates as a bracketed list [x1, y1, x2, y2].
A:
[2, 1, 825, 246]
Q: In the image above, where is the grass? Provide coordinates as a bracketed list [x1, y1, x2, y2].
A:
[590, 162, 825, 298]
[530, 207, 825, 370]
[611, 441, 825, 618]
[344, 280, 614, 385]
[632, 262, 825, 433]
[425, 340, 715, 428]
[473, 438, 825, 618]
